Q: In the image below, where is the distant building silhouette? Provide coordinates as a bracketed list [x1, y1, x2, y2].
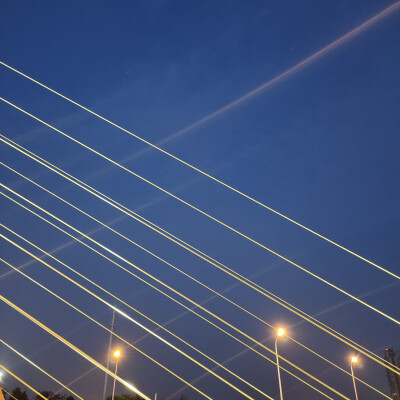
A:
[385, 348, 400, 399]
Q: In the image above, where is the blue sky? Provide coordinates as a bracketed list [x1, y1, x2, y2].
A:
[1, 1, 399, 399]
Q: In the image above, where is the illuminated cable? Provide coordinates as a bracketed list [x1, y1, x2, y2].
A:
[0, 296, 155, 400]
[0, 193, 352, 400]
[1, 42, 399, 281]
[1, 135, 398, 376]
[1, 137, 397, 377]
[0, 161, 393, 398]
[0, 257, 213, 400]
[1, 387, 18, 400]
[0, 254, 257, 400]
[0, 235, 337, 400]
[0, 229, 273, 400]
[0, 338, 84, 400]
[1, 136, 396, 374]
[0, 364, 48, 400]
[1, 100, 399, 326]
[0, 232, 337, 400]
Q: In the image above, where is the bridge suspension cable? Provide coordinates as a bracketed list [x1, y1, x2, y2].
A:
[1, 134, 398, 376]
[1, 99, 399, 326]
[0, 204, 349, 400]
[0, 338, 84, 400]
[0, 161, 394, 399]
[0, 56, 398, 281]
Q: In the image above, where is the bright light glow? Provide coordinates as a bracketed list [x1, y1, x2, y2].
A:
[113, 349, 121, 358]
[277, 328, 285, 337]
[351, 356, 358, 364]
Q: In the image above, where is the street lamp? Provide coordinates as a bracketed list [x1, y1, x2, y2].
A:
[350, 356, 359, 400]
[275, 328, 285, 400]
[111, 349, 121, 400]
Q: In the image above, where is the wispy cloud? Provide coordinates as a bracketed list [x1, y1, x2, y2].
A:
[158, 1, 400, 145]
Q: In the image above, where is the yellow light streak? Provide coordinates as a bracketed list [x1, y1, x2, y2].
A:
[2, 99, 398, 326]
[0, 242, 258, 400]
[0, 198, 348, 400]
[0, 225, 272, 399]
[0, 364, 48, 400]
[0, 251, 334, 400]
[1, 233, 336, 400]
[0, 258, 214, 400]
[9, 216, 366, 400]
[1, 138, 398, 378]
[0, 134, 400, 382]
[2, 166, 398, 389]
[2, 162, 391, 398]
[1, 49, 399, 281]
[0, 296, 154, 400]
[1, 387, 18, 400]
[0, 339, 84, 400]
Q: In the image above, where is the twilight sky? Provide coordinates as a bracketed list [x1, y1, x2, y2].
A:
[0, 1, 399, 399]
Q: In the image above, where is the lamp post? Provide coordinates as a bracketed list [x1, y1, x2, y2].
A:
[111, 349, 121, 400]
[275, 328, 285, 400]
[350, 356, 359, 400]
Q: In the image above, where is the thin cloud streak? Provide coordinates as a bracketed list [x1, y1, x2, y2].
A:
[159, 1, 400, 145]
[97, 1, 400, 171]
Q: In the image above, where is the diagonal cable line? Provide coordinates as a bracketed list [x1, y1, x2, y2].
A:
[0, 197, 387, 400]
[0, 253, 263, 400]
[0, 338, 84, 400]
[6, 217, 387, 399]
[0, 161, 393, 399]
[0, 232, 340, 400]
[1, 242, 340, 400]
[2, 134, 398, 376]
[1, 6, 397, 399]
[2, 135, 397, 374]
[1, 0, 400, 279]
[0, 187, 371, 400]
[0, 227, 272, 400]
[0, 257, 219, 400]
[1, 99, 399, 326]
[0, 200, 351, 400]
[0, 363, 48, 400]
[2, 247, 324, 400]
[1, 388, 18, 400]
[0, 295, 154, 400]
[2, 135, 397, 375]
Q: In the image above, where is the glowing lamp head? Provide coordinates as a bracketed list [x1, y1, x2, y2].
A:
[351, 356, 358, 364]
[277, 328, 285, 337]
[113, 349, 121, 359]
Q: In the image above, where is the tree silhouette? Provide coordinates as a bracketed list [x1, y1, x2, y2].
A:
[106, 395, 195, 400]
[106, 395, 144, 400]
[8, 388, 28, 400]
[34, 391, 75, 400]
